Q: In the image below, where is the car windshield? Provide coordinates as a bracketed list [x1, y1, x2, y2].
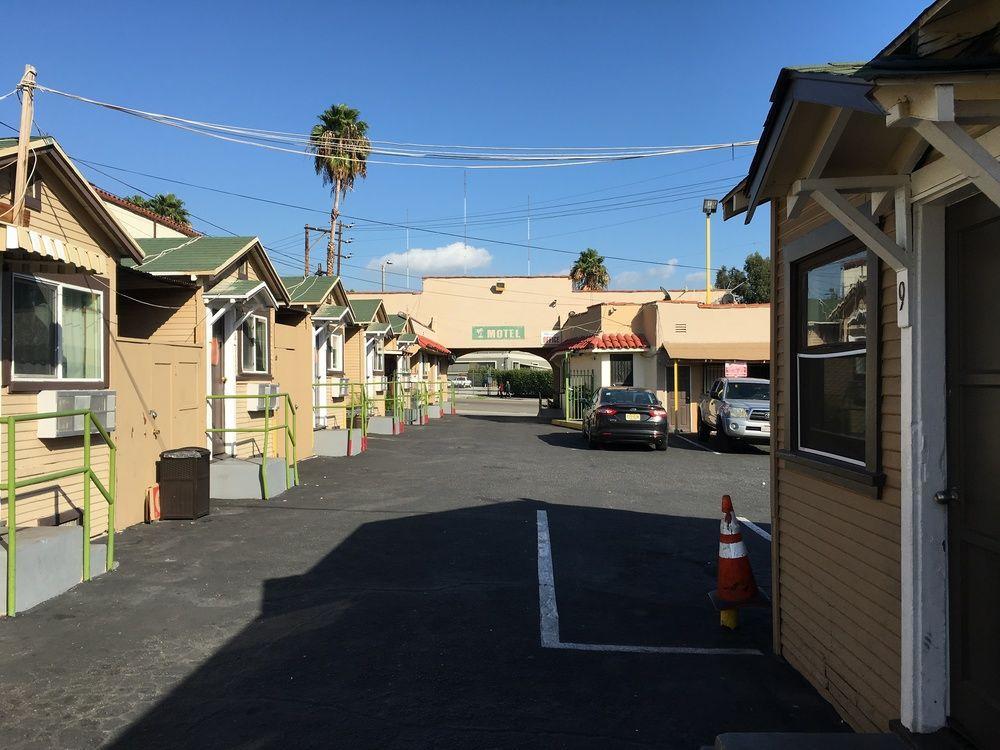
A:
[600, 389, 656, 406]
[725, 381, 770, 401]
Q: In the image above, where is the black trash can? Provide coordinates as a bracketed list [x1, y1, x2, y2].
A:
[156, 447, 211, 520]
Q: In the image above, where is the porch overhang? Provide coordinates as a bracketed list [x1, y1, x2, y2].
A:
[203, 279, 279, 309]
[2, 222, 110, 275]
[660, 342, 769, 362]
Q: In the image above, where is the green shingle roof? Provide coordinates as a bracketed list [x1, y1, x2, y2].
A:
[366, 322, 391, 335]
[388, 314, 408, 334]
[129, 236, 256, 274]
[314, 304, 349, 321]
[349, 298, 384, 324]
[786, 62, 866, 76]
[397, 332, 417, 345]
[281, 275, 338, 304]
[204, 279, 265, 299]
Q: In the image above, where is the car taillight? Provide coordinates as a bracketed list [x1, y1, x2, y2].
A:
[596, 406, 617, 416]
[649, 408, 668, 418]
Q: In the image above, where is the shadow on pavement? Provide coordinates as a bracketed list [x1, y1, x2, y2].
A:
[108, 500, 843, 749]
[456, 414, 542, 424]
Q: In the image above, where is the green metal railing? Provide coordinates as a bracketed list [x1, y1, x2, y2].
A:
[206, 392, 299, 501]
[4, 409, 117, 617]
[312, 379, 361, 432]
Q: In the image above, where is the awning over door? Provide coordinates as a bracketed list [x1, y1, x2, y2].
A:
[661, 341, 769, 361]
[3, 222, 109, 275]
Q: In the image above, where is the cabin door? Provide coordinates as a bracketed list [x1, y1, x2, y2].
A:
[210, 319, 226, 456]
[945, 193, 1000, 748]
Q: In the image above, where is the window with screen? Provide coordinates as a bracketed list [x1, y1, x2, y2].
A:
[610, 353, 633, 386]
[241, 314, 269, 374]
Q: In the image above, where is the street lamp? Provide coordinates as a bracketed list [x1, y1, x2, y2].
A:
[380, 260, 394, 292]
[702, 198, 718, 304]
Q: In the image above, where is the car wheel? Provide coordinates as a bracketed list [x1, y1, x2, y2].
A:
[655, 438, 668, 451]
[697, 415, 711, 441]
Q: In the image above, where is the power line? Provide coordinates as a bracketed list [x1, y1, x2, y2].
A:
[72, 155, 724, 271]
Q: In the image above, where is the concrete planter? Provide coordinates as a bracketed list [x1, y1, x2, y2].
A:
[427, 404, 442, 419]
[314, 428, 365, 457]
[367, 416, 397, 435]
[210, 456, 289, 500]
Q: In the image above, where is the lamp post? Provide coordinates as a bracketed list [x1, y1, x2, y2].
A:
[703, 198, 718, 304]
[380, 260, 393, 292]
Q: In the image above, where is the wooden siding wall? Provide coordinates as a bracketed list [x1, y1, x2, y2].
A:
[772, 197, 902, 732]
[272, 312, 314, 459]
[118, 286, 200, 344]
[0, 169, 121, 536]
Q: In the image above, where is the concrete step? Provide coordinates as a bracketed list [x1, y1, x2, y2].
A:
[1, 526, 114, 614]
[714, 733, 907, 750]
[210, 456, 289, 500]
[314, 428, 364, 457]
[367, 416, 398, 435]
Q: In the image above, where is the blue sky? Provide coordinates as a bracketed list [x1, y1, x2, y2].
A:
[2, 1, 926, 291]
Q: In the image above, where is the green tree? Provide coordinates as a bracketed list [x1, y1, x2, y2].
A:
[128, 193, 190, 225]
[741, 251, 772, 303]
[715, 251, 772, 303]
[309, 104, 371, 275]
[569, 248, 610, 291]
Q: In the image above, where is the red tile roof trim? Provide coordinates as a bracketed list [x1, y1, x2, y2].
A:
[417, 334, 452, 356]
[549, 332, 648, 354]
[93, 186, 201, 238]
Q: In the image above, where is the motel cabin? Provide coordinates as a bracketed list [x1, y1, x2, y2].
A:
[0, 137, 218, 613]
[720, 2, 1000, 746]
[546, 299, 769, 429]
[124, 236, 291, 466]
[346, 298, 392, 417]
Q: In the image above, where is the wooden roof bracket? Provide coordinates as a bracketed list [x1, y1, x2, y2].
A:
[786, 107, 853, 220]
[791, 176, 912, 273]
[886, 83, 1000, 211]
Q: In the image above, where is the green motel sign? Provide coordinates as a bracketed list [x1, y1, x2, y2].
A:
[472, 325, 525, 341]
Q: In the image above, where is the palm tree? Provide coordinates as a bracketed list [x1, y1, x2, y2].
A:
[309, 104, 371, 275]
[569, 248, 610, 291]
[128, 193, 190, 226]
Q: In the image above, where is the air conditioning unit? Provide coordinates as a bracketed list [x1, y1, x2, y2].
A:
[36, 390, 117, 438]
[247, 383, 281, 412]
[328, 377, 348, 398]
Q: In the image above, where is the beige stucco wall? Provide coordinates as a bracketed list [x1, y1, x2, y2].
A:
[351, 276, 727, 351]
[101, 201, 188, 240]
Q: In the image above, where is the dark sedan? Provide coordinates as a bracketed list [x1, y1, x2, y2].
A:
[581, 387, 669, 451]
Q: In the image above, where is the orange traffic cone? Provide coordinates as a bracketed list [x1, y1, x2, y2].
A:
[709, 494, 767, 629]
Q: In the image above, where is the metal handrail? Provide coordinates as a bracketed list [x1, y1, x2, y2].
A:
[3, 408, 117, 617]
[205, 393, 298, 501]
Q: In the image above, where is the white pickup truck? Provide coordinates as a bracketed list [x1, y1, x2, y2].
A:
[697, 377, 771, 449]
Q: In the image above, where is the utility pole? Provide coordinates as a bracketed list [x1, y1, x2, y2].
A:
[303, 224, 310, 277]
[12, 65, 36, 227]
[463, 170, 468, 274]
[305, 225, 330, 276]
[527, 194, 531, 276]
[331, 221, 353, 277]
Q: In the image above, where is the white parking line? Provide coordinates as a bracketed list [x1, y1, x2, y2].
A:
[672, 433, 721, 455]
[535, 510, 761, 656]
[737, 517, 772, 542]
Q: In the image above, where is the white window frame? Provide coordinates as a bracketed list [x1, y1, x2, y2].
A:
[241, 313, 269, 374]
[326, 327, 344, 373]
[10, 273, 104, 383]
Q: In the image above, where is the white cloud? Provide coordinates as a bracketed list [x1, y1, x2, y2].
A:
[612, 258, 679, 289]
[684, 270, 706, 288]
[366, 242, 492, 276]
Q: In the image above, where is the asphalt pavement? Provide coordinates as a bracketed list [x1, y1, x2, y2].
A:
[0, 413, 843, 749]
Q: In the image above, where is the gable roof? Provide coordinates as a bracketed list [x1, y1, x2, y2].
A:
[0, 137, 144, 263]
[349, 298, 387, 324]
[281, 274, 339, 305]
[388, 314, 410, 334]
[416, 334, 451, 356]
[128, 235, 290, 304]
[313, 304, 352, 323]
[130, 236, 257, 273]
